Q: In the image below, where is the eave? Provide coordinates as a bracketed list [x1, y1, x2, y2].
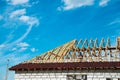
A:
[9, 62, 120, 71]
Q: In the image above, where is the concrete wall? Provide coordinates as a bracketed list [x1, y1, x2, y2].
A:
[15, 70, 120, 80]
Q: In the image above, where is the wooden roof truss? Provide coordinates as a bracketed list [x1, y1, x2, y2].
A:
[24, 37, 120, 63]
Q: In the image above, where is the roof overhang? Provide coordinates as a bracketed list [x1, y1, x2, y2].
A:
[9, 62, 120, 71]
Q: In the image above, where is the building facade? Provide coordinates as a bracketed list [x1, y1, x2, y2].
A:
[14, 70, 120, 80]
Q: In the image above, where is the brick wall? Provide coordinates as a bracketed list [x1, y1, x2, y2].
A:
[15, 70, 120, 80]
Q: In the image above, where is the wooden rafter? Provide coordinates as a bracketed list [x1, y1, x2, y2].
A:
[23, 37, 120, 64]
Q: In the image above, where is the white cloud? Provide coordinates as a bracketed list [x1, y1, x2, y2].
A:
[19, 15, 29, 22]
[59, 0, 94, 10]
[11, 42, 29, 52]
[10, 0, 29, 5]
[0, 44, 5, 48]
[10, 9, 26, 18]
[19, 15, 39, 26]
[31, 48, 36, 52]
[19, 47, 27, 51]
[99, 0, 110, 7]
[10, 9, 39, 26]
[0, 8, 39, 55]
[17, 42, 29, 47]
[31, 1, 39, 5]
[109, 19, 120, 25]
[11, 47, 17, 51]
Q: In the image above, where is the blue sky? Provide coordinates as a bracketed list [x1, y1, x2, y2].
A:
[0, 0, 120, 79]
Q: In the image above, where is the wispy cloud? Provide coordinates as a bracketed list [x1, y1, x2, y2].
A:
[8, 0, 29, 5]
[11, 47, 17, 51]
[18, 42, 29, 51]
[13, 19, 38, 46]
[0, 1, 38, 80]
[31, 48, 36, 52]
[10, 9, 26, 18]
[58, 0, 111, 11]
[19, 15, 39, 26]
[9, 8, 39, 26]
[109, 19, 120, 25]
[19, 47, 27, 51]
[0, 7, 39, 53]
[99, 0, 110, 7]
[108, 18, 120, 46]
[58, 0, 94, 10]
[0, 44, 5, 48]
[11, 42, 37, 52]
[17, 42, 29, 47]
[0, 0, 39, 56]
[1, 42, 30, 53]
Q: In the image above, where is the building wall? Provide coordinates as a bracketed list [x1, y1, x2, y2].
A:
[15, 70, 120, 80]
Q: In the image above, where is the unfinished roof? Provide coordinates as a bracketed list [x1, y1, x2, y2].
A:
[9, 37, 120, 71]
[24, 39, 77, 63]
[24, 38, 120, 63]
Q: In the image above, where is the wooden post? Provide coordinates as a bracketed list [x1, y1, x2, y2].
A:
[117, 37, 120, 48]
[5, 59, 9, 80]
